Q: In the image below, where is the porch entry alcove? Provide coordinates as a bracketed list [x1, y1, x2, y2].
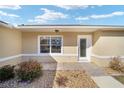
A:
[1, 21, 124, 67]
[37, 34, 92, 62]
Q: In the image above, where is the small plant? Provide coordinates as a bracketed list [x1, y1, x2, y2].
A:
[55, 75, 68, 87]
[0, 65, 15, 82]
[120, 63, 124, 72]
[16, 59, 42, 81]
[109, 56, 122, 71]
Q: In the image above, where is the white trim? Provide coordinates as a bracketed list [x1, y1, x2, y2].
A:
[17, 25, 124, 33]
[22, 54, 77, 57]
[1, 53, 124, 63]
[37, 35, 63, 55]
[92, 54, 124, 59]
[0, 21, 14, 29]
[0, 54, 22, 62]
[38, 35, 40, 54]
[0, 53, 77, 62]
[77, 35, 92, 62]
[17, 25, 124, 29]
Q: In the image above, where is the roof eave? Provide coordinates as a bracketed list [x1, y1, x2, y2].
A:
[0, 21, 14, 29]
[17, 25, 124, 29]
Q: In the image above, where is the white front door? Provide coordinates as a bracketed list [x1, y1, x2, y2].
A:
[78, 35, 92, 62]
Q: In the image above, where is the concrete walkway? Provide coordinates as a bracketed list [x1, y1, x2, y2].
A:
[80, 63, 106, 76]
[56, 62, 84, 70]
[57, 62, 106, 76]
[92, 76, 124, 88]
[41, 62, 57, 70]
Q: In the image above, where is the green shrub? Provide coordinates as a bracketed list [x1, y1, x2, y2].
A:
[16, 60, 42, 81]
[0, 65, 15, 82]
[120, 63, 124, 72]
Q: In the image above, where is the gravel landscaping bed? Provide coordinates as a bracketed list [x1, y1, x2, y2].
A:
[53, 70, 98, 88]
[0, 70, 56, 88]
[0, 62, 98, 88]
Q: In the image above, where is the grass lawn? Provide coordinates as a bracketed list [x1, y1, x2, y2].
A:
[114, 76, 124, 84]
[53, 70, 98, 88]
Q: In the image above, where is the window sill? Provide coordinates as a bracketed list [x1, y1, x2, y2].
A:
[37, 53, 63, 56]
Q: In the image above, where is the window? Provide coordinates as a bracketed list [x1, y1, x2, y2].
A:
[40, 37, 50, 53]
[39, 36, 62, 54]
[80, 39, 86, 57]
[51, 37, 62, 53]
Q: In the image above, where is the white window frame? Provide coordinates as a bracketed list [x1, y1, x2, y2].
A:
[38, 35, 63, 55]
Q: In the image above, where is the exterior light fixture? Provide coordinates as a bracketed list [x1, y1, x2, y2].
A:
[55, 29, 59, 33]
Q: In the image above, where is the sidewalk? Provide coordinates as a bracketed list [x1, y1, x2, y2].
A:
[80, 63, 124, 88]
[80, 63, 106, 76]
[91, 76, 124, 88]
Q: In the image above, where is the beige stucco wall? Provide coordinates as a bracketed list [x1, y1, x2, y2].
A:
[92, 30, 124, 67]
[0, 26, 22, 58]
[92, 31, 124, 56]
[22, 32, 92, 54]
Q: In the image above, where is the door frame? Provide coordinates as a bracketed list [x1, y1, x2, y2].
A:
[77, 35, 92, 62]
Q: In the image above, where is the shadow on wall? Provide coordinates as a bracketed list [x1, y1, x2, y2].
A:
[92, 30, 124, 46]
[92, 30, 124, 56]
[92, 30, 102, 46]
